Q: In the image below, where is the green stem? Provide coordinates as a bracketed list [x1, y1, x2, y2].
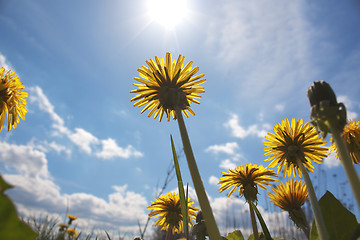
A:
[249, 201, 259, 240]
[296, 158, 329, 240]
[175, 108, 221, 240]
[328, 121, 360, 209]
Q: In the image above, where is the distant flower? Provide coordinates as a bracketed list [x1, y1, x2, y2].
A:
[218, 163, 278, 202]
[67, 214, 77, 225]
[0, 67, 28, 132]
[66, 228, 77, 237]
[57, 223, 68, 231]
[131, 52, 206, 122]
[264, 118, 328, 177]
[147, 192, 198, 234]
[330, 119, 360, 165]
[268, 179, 309, 235]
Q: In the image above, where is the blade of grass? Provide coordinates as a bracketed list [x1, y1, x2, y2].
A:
[250, 201, 272, 240]
[170, 135, 189, 239]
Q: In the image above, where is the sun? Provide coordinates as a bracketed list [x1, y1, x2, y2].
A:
[147, 0, 189, 29]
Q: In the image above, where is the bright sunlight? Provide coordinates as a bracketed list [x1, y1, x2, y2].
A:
[147, 0, 189, 29]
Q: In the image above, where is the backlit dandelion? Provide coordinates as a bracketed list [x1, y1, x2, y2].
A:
[218, 163, 278, 202]
[330, 119, 360, 165]
[66, 228, 77, 237]
[130, 52, 205, 122]
[147, 192, 198, 234]
[0, 67, 28, 132]
[263, 118, 328, 177]
[268, 179, 309, 237]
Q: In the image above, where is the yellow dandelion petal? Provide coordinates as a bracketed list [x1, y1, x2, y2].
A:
[218, 163, 278, 201]
[67, 214, 77, 221]
[66, 228, 77, 237]
[263, 118, 328, 178]
[147, 192, 198, 234]
[0, 67, 28, 132]
[130, 53, 206, 122]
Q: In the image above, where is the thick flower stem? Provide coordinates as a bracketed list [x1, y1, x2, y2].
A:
[328, 122, 360, 209]
[175, 108, 221, 240]
[296, 159, 329, 240]
[249, 201, 259, 240]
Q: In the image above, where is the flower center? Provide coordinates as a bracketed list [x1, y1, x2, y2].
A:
[158, 86, 188, 110]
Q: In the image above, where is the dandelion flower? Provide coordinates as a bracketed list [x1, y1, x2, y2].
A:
[264, 118, 328, 177]
[330, 119, 360, 165]
[66, 228, 77, 237]
[218, 163, 278, 202]
[268, 179, 309, 235]
[67, 214, 77, 225]
[130, 52, 206, 122]
[147, 192, 198, 234]
[0, 67, 28, 132]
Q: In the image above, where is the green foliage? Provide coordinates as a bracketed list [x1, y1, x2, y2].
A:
[170, 135, 189, 239]
[223, 230, 244, 240]
[0, 174, 37, 240]
[310, 191, 359, 240]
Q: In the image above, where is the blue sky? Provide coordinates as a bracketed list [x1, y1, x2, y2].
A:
[1, 0, 360, 238]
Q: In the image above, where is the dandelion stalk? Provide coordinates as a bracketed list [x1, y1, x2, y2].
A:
[175, 107, 221, 240]
[248, 201, 259, 240]
[296, 158, 328, 240]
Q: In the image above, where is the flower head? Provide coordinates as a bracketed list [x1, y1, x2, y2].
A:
[131, 53, 206, 122]
[0, 67, 28, 132]
[264, 118, 328, 177]
[67, 214, 77, 225]
[66, 228, 77, 237]
[218, 163, 278, 202]
[330, 119, 360, 165]
[147, 192, 198, 234]
[268, 179, 309, 230]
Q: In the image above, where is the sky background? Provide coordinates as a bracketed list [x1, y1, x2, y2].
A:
[1, 0, 360, 238]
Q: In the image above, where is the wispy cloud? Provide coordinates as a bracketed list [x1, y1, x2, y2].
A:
[219, 159, 237, 170]
[224, 114, 270, 139]
[29, 86, 143, 160]
[0, 52, 14, 70]
[205, 142, 239, 155]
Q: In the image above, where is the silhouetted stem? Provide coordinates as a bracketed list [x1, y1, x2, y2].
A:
[175, 108, 221, 240]
[297, 159, 328, 240]
[329, 122, 360, 209]
[249, 201, 259, 240]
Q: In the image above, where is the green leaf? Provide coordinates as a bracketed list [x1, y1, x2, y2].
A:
[310, 191, 358, 240]
[248, 232, 265, 240]
[250, 202, 272, 240]
[0, 175, 37, 240]
[223, 230, 245, 240]
[170, 135, 189, 239]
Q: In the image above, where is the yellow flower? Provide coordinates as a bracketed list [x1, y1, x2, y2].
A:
[218, 163, 278, 202]
[268, 179, 308, 212]
[263, 118, 328, 177]
[130, 52, 206, 122]
[66, 228, 77, 237]
[67, 214, 77, 221]
[268, 179, 309, 231]
[330, 119, 360, 165]
[147, 192, 198, 234]
[0, 67, 28, 132]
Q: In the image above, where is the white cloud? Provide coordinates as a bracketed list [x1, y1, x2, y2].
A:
[275, 104, 285, 112]
[29, 86, 143, 160]
[96, 138, 143, 160]
[219, 159, 237, 170]
[324, 151, 340, 168]
[209, 176, 219, 186]
[69, 128, 99, 154]
[0, 142, 148, 235]
[225, 114, 270, 139]
[205, 142, 239, 155]
[0, 52, 13, 70]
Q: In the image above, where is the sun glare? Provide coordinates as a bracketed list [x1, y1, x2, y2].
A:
[147, 0, 188, 29]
